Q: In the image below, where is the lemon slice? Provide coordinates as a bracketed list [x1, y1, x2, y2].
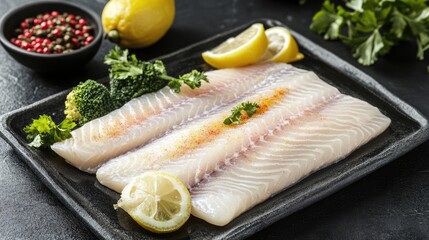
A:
[202, 23, 268, 68]
[260, 26, 304, 63]
[115, 172, 191, 233]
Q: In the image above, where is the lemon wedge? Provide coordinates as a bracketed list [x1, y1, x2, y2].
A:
[202, 23, 268, 68]
[115, 172, 191, 233]
[260, 26, 304, 63]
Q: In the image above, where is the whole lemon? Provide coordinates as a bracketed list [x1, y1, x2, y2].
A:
[102, 0, 175, 48]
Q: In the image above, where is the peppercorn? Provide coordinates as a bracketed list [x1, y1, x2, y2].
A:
[63, 34, 70, 42]
[10, 11, 95, 54]
[35, 30, 44, 37]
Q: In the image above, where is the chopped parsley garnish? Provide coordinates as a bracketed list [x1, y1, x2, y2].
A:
[223, 102, 260, 125]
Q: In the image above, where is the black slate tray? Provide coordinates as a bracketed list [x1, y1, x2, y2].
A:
[1, 19, 429, 240]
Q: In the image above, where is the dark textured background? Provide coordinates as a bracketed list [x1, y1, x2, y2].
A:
[0, 0, 428, 239]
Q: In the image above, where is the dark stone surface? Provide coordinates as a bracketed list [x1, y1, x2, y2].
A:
[0, 0, 428, 239]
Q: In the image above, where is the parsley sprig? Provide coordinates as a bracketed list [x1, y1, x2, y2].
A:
[164, 70, 209, 93]
[23, 115, 76, 148]
[311, 0, 429, 68]
[223, 102, 260, 125]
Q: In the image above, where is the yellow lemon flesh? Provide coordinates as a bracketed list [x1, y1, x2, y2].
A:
[260, 26, 304, 63]
[202, 23, 268, 69]
[115, 172, 191, 233]
[102, 0, 175, 48]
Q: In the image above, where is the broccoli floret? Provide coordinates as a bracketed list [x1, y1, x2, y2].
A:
[105, 46, 208, 108]
[109, 77, 147, 107]
[64, 80, 115, 125]
[109, 60, 169, 107]
[105, 47, 168, 107]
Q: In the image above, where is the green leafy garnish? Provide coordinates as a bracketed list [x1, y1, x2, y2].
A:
[310, 0, 429, 68]
[164, 70, 209, 93]
[104, 47, 146, 81]
[223, 102, 260, 125]
[23, 115, 76, 148]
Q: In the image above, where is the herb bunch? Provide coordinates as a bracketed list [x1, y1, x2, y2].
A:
[311, 0, 429, 67]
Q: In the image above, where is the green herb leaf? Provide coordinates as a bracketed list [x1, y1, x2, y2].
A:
[354, 10, 378, 33]
[167, 79, 183, 93]
[23, 115, 76, 148]
[417, 31, 429, 60]
[223, 102, 260, 125]
[310, 0, 344, 40]
[353, 29, 384, 65]
[390, 8, 407, 38]
[346, 0, 365, 12]
[57, 117, 77, 139]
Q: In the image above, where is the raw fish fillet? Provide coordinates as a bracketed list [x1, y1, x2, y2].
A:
[191, 95, 390, 226]
[51, 63, 290, 173]
[96, 68, 341, 192]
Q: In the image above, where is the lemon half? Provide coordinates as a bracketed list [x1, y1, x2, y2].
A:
[260, 26, 304, 63]
[115, 172, 191, 233]
[202, 23, 268, 68]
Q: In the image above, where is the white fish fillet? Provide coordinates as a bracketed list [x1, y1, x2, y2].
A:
[191, 95, 390, 226]
[51, 63, 291, 173]
[96, 69, 341, 193]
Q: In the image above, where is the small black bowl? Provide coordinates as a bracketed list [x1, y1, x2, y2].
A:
[0, 1, 102, 72]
